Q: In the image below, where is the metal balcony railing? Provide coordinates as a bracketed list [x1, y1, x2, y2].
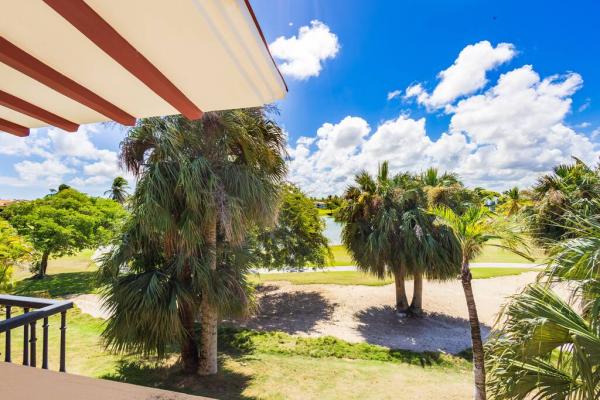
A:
[0, 294, 73, 372]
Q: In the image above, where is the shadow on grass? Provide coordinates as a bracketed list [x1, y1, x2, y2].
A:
[231, 284, 335, 334]
[355, 305, 491, 355]
[103, 356, 255, 400]
[12, 271, 99, 298]
[218, 327, 469, 370]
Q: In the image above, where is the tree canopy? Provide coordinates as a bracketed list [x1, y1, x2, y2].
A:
[99, 108, 287, 375]
[0, 218, 32, 289]
[525, 157, 600, 246]
[338, 161, 461, 315]
[251, 184, 330, 270]
[3, 188, 125, 277]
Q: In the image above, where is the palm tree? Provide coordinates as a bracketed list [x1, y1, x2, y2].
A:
[99, 109, 286, 375]
[420, 167, 461, 187]
[338, 162, 461, 316]
[433, 206, 531, 400]
[419, 167, 471, 212]
[486, 284, 600, 400]
[105, 176, 129, 204]
[527, 158, 600, 245]
[487, 212, 600, 399]
[501, 187, 524, 216]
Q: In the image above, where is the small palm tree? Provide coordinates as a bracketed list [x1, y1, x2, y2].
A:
[420, 167, 461, 187]
[433, 206, 531, 400]
[105, 177, 129, 204]
[502, 187, 523, 216]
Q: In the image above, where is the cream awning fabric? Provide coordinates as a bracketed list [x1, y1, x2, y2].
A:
[0, 0, 286, 136]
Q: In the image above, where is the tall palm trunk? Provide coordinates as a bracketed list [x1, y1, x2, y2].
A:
[180, 299, 199, 373]
[410, 271, 423, 316]
[393, 266, 409, 315]
[199, 217, 218, 376]
[461, 258, 486, 400]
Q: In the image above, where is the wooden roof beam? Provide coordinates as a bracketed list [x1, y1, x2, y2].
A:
[0, 90, 79, 132]
[44, 0, 203, 120]
[0, 37, 136, 126]
[0, 117, 29, 137]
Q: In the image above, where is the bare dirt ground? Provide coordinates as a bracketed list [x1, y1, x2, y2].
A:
[74, 272, 558, 354]
[230, 272, 544, 354]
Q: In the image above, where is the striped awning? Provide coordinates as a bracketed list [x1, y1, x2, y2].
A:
[0, 0, 286, 137]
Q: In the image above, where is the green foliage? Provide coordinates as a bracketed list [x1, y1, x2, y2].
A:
[433, 206, 532, 264]
[3, 188, 124, 275]
[250, 184, 331, 269]
[525, 157, 600, 246]
[486, 284, 600, 399]
[13, 271, 98, 297]
[0, 218, 32, 289]
[219, 328, 470, 369]
[496, 187, 532, 216]
[98, 109, 287, 359]
[487, 211, 600, 399]
[338, 161, 462, 280]
[105, 176, 129, 204]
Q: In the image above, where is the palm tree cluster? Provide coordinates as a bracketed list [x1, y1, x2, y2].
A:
[487, 208, 600, 399]
[526, 158, 600, 245]
[338, 162, 462, 316]
[98, 109, 286, 375]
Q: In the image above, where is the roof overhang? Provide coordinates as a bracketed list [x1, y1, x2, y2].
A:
[0, 0, 287, 137]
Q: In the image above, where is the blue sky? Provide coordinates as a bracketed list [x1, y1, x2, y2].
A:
[1, 0, 599, 198]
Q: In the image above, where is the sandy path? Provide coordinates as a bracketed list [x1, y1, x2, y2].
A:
[73, 272, 552, 354]
[231, 272, 544, 354]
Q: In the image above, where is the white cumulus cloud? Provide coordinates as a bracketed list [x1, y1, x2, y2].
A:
[269, 20, 340, 80]
[387, 90, 402, 100]
[288, 44, 598, 196]
[406, 41, 516, 110]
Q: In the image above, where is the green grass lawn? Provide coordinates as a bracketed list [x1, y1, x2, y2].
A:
[11, 249, 99, 297]
[471, 241, 545, 263]
[1, 248, 535, 399]
[12, 249, 97, 281]
[328, 245, 354, 266]
[0, 306, 471, 400]
[328, 243, 545, 266]
[318, 208, 333, 216]
[251, 267, 536, 286]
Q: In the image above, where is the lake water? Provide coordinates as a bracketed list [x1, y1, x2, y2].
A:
[323, 216, 342, 245]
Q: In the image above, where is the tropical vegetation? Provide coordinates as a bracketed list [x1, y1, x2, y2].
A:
[338, 162, 461, 316]
[434, 206, 532, 400]
[486, 207, 600, 400]
[105, 176, 130, 205]
[98, 108, 286, 376]
[2, 188, 125, 277]
[250, 183, 331, 270]
[0, 218, 32, 289]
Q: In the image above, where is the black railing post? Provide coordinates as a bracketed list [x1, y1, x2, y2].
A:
[59, 311, 67, 372]
[42, 317, 49, 369]
[4, 305, 11, 362]
[22, 307, 29, 366]
[0, 295, 73, 372]
[30, 320, 37, 367]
